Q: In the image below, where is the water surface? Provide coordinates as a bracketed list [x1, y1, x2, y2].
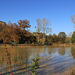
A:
[0, 46, 75, 75]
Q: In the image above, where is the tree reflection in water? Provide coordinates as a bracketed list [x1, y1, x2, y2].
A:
[0, 46, 75, 75]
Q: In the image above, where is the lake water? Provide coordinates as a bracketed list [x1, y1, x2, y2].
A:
[0, 46, 75, 75]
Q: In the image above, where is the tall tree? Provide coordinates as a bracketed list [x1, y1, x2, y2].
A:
[42, 19, 51, 44]
[36, 19, 41, 43]
[18, 19, 31, 43]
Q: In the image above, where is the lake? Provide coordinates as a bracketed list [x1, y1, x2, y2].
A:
[0, 46, 75, 75]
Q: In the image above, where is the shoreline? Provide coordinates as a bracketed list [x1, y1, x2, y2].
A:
[0, 43, 75, 47]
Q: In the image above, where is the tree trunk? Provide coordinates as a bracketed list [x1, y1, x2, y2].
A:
[43, 33, 45, 44]
[38, 33, 39, 43]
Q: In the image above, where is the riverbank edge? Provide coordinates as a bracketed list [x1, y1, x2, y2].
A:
[0, 43, 75, 47]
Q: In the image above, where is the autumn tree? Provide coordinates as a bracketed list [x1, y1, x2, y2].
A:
[29, 35, 36, 43]
[18, 19, 31, 30]
[0, 19, 33, 44]
[9, 23, 21, 44]
[18, 19, 31, 43]
[71, 31, 75, 43]
[0, 21, 11, 44]
[0, 21, 6, 31]
[52, 34, 58, 43]
[65, 32, 72, 43]
[65, 37, 71, 43]
[58, 32, 66, 43]
[47, 34, 53, 45]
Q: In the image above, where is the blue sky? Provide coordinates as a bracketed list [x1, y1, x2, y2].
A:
[0, 0, 75, 35]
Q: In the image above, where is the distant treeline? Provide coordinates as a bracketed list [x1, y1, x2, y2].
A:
[0, 19, 75, 45]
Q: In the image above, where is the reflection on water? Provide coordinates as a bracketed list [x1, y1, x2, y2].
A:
[0, 46, 75, 75]
[71, 47, 75, 59]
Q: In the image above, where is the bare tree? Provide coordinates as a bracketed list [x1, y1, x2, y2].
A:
[68, 32, 73, 37]
[71, 15, 75, 29]
[36, 19, 41, 43]
[42, 18, 51, 44]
